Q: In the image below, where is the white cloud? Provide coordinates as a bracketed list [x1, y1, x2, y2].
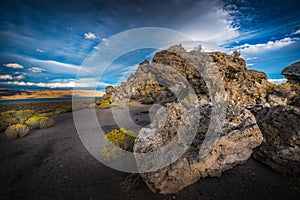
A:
[15, 75, 25, 80]
[235, 37, 298, 54]
[28, 67, 43, 73]
[181, 5, 239, 45]
[243, 57, 258, 61]
[1, 78, 110, 89]
[101, 38, 109, 46]
[84, 32, 97, 39]
[36, 48, 46, 53]
[268, 78, 287, 84]
[3, 63, 24, 69]
[0, 75, 13, 80]
[27, 58, 82, 71]
[292, 29, 300, 35]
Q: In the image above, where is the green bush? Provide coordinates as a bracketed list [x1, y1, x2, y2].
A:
[39, 117, 54, 128]
[101, 128, 136, 161]
[100, 96, 113, 109]
[5, 124, 30, 139]
[0, 110, 38, 132]
[0, 109, 54, 139]
[26, 116, 54, 129]
[141, 97, 155, 104]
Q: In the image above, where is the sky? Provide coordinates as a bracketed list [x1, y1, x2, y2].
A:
[0, 0, 299, 91]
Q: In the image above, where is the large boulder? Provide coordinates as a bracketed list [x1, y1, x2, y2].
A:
[113, 45, 270, 107]
[282, 61, 300, 84]
[249, 104, 300, 176]
[134, 102, 263, 194]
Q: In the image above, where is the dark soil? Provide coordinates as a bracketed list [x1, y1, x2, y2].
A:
[0, 104, 299, 200]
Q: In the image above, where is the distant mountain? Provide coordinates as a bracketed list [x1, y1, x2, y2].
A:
[0, 88, 104, 100]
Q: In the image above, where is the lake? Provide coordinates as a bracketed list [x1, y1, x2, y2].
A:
[0, 97, 98, 104]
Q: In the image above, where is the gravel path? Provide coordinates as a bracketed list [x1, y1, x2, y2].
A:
[0, 105, 299, 200]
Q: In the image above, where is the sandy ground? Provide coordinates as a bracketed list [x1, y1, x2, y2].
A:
[0, 103, 299, 200]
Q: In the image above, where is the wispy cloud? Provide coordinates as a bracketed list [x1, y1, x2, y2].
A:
[101, 38, 109, 46]
[0, 74, 24, 80]
[0, 75, 13, 80]
[28, 67, 43, 73]
[234, 37, 298, 54]
[292, 29, 300, 35]
[36, 48, 46, 53]
[268, 78, 287, 84]
[84, 32, 97, 39]
[180, 3, 239, 44]
[1, 78, 110, 89]
[3, 63, 24, 69]
[26, 58, 82, 70]
[15, 75, 25, 80]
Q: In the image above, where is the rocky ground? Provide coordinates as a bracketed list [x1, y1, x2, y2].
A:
[0, 106, 299, 200]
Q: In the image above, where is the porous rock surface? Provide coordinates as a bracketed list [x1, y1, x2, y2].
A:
[134, 102, 263, 194]
[282, 61, 300, 84]
[249, 104, 300, 176]
[109, 45, 300, 194]
[113, 45, 270, 107]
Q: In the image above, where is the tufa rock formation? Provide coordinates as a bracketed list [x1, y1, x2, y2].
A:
[249, 105, 300, 176]
[249, 61, 300, 176]
[134, 102, 263, 194]
[113, 45, 270, 107]
[281, 61, 300, 84]
[109, 45, 299, 193]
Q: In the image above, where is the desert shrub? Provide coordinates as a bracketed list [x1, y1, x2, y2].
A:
[64, 106, 73, 112]
[127, 102, 135, 108]
[141, 97, 155, 104]
[14, 110, 37, 123]
[101, 128, 136, 161]
[25, 116, 40, 129]
[100, 96, 113, 109]
[111, 102, 126, 109]
[0, 109, 38, 132]
[39, 117, 54, 128]
[5, 124, 30, 139]
[25, 116, 54, 129]
[158, 98, 172, 105]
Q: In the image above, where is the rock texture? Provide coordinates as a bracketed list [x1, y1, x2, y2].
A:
[113, 45, 270, 107]
[249, 105, 300, 176]
[248, 62, 300, 176]
[282, 61, 300, 84]
[109, 45, 300, 194]
[134, 102, 263, 194]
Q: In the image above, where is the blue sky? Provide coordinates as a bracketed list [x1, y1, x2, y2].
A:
[0, 0, 299, 91]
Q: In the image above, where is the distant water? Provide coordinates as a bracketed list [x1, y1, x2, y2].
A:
[0, 97, 97, 104]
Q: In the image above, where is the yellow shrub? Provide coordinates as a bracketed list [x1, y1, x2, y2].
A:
[100, 96, 113, 109]
[5, 124, 29, 139]
[101, 128, 136, 161]
[26, 116, 54, 129]
[141, 97, 155, 104]
[39, 117, 54, 128]
[0, 109, 38, 132]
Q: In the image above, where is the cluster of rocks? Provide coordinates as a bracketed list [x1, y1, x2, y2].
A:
[95, 85, 114, 108]
[112, 45, 269, 107]
[249, 61, 300, 176]
[282, 61, 300, 84]
[106, 45, 300, 194]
